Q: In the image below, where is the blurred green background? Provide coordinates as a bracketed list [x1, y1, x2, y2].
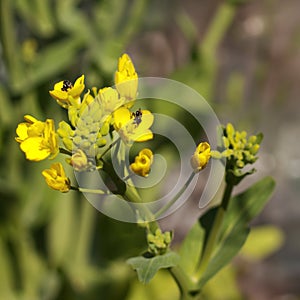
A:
[1, 0, 300, 299]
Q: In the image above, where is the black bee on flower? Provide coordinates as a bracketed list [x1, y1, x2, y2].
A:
[61, 80, 73, 92]
[131, 108, 143, 126]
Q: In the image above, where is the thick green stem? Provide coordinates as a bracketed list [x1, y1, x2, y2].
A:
[169, 266, 199, 300]
[193, 182, 234, 281]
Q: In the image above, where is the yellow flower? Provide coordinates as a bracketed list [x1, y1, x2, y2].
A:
[191, 142, 211, 172]
[115, 54, 138, 103]
[49, 75, 85, 108]
[42, 163, 71, 192]
[70, 149, 89, 171]
[130, 149, 153, 177]
[97, 87, 124, 114]
[113, 107, 153, 144]
[16, 115, 59, 161]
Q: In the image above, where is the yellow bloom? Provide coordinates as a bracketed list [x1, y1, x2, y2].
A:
[98, 87, 124, 114]
[16, 115, 59, 161]
[113, 107, 153, 144]
[49, 75, 85, 108]
[70, 149, 89, 171]
[130, 149, 153, 177]
[191, 142, 211, 172]
[115, 54, 138, 103]
[42, 163, 71, 192]
[15, 115, 43, 142]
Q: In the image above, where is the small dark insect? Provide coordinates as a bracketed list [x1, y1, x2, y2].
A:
[132, 108, 143, 126]
[61, 80, 73, 92]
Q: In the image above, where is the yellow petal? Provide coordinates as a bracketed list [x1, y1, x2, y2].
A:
[69, 75, 85, 97]
[49, 89, 68, 100]
[139, 110, 154, 129]
[24, 115, 38, 124]
[53, 81, 64, 90]
[113, 107, 131, 130]
[135, 131, 153, 142]
[16, 123, 29, 142]
[20, 137, 50, 161]
[42, 163, 70, 192]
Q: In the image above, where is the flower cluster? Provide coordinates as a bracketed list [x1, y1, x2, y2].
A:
[15, 54, 155, 191]
[147, 229, 173, 255]
[210, 123, 263, 183]
[212, 123, 262, 167]
[15, 115, 59, 161]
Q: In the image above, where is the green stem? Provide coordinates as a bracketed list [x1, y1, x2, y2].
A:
[193, 182, 234, 281]
[123, 184, 159, 233]
[123, 173, 134, 181]
[71, 186, 107, 195]
[169, 267, 197, 300]
[98, 138, 120, 160]
[155, 172, 195, 218]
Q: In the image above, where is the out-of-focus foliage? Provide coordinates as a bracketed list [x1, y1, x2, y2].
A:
[202, 225, 284, 300]
[0, 1, 149, 299]
[0, 0, 282, 299]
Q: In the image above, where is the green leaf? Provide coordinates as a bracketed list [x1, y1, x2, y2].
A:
[199, 176, 275, 288]
[221, 176, 276, 235]
[127, 252, 180, 284]
[178, 221, 205, 275]
[198, 225, 249, 288]
[178, 176, 275, 290]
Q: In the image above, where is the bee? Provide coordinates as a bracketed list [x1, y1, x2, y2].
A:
[61, 80, 73, 92]
[132, 108, 143, 126]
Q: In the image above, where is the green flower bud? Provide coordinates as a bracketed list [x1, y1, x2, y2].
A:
[57, 121, 74, 138]
[250, 144, 260, 155]
[68, 106, 78, 127]
[97, 138, 107, 147]
[237, 160, 244, 168]
[73, 135, 82, 146]
[62, 137, 73, 151]
[101, 122, 110, 136]
[222, 136, 230, 148]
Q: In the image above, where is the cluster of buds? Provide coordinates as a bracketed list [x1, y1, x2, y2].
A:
[210, 123, 263, 183]
[147, 229, 173, 255]
[190, 123, 262, 184]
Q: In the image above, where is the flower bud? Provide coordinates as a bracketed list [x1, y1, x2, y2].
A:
[70, 149, 88, 171]
[190, 142, 211, 172]
[130, 149, 153, 177]
[115, 54, 138, 102]
[42, 163, 70, 192]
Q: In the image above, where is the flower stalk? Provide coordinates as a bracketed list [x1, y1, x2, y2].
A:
[155, 172, 196, 218]
[193, 181, 234, 281]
